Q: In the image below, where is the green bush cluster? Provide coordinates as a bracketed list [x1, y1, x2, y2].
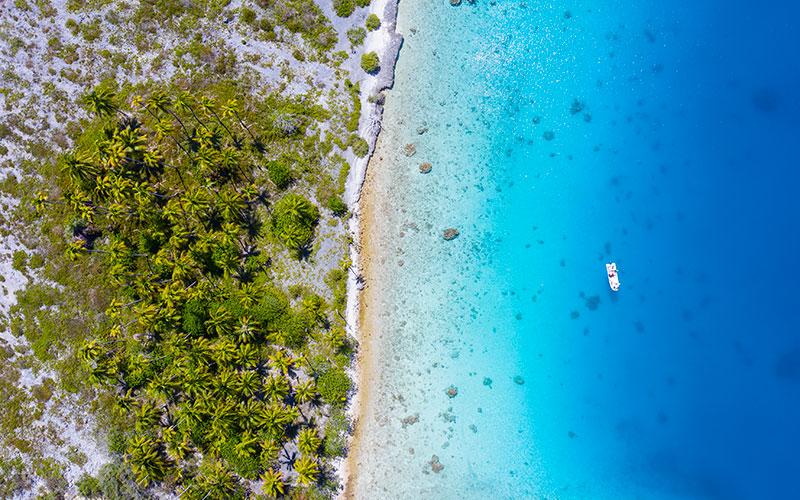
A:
[366, 14, 381, 31]
[327, 195, 348, 215]
[317, 367, 351, 407]
[333, 0, 355, 17]
[360, 52, 380, 73]
[351, 136, 369, 157]
[347, 27, 366, 47]
[11, 250, 27, 271]
[240, 7, 256, 25]
[267, 160, 293, 189]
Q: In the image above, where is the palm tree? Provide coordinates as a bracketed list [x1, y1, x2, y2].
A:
[256, 404, 290, 440]
[293, 455, 319, 487]
[268, 349, 295, 377]
[212, 368, 237, 398]
[282, 194, 315, 222]
[192, 460, 238, 500]
[301, 294, 328, 327]
[206, 306, 232, 337]
[234, 431, 259, 459]
[294, 379, 318, 407]
[234, 370, 260, 397]
[217, 189, 246, 222]
[263, 374, 289, 402]
[260, 439, 282, 466]
[222, 98, 258, 144]
[198, 95, 236, 142]
[174, 91, 210, 132]
[83, 87, 123, 118]
[235, 342, 259, 369]
[234, 316, 258, 344]
[60, 152, 97, 184]
[148, 90, 191, 138]
[260, 468, 286, 499]
[297, 428, 321, 457]
[127, 435, 170, 485]
[212, 338, 238, 367]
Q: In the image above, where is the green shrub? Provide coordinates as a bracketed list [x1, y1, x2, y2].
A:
[347, 27, 366, 47]
[333, 0, 355, 17]
[267, 160, 293, 190]
[317, 367, 351, 407]
[365, 14, 381, 31]
[292, 48, 305, 61]
[182, 299, 208, 337]
[355, 0, 371, 6]
[240, 7, 256, 25]
[97, 460, 151, 500]
[12, 250, 27, 271]
[327, 195, 347, 215]
[322, 408, 350, 457]
[259, 18, 275, 40]
[28, 254, 45, 269]
[81, 19, 102, 42]
[360, 52, 379, 73]
[76, 473, 102, 498]
[351, 136, 369, 157]
[65, 18, 79, 35]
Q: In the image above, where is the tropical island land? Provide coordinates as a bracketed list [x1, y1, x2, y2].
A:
[0, 0, 401, 498]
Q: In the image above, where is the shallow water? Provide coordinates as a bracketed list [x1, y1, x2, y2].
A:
[350, 1, 800, 498]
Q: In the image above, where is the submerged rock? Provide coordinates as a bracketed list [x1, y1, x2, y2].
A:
[401, 413, 420, 428]
[445, 385, 458, 398]
[543, 130, 555, 141]
[570, 98, 585, 115]
[514, 375, 525, 385]
[403, 143, 417, 156]
[429, 455, 444, 473]
[585, 295, 600, 310]
[483, 377, 493, 388]
[419, 162, 432, 173]
[450, 0, 461, 5]
[443, 228, 459, 240]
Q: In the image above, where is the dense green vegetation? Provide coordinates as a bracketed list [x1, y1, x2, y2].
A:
[0, 0, 386, 495]
[360, 52, 380, 74]
[365, 14, 381, 31]
[333, 0, 356, 18]
[347, 27, 367, 48]
[23, 86, 355, 498]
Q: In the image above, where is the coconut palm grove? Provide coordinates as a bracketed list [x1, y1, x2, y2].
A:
[32, 86, 353, 499]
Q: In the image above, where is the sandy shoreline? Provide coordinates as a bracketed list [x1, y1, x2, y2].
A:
[340, 0, 402, 496]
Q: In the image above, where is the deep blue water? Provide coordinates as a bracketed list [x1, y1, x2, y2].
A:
[493, 1, 800, 497]
[352, 1, 800, 498]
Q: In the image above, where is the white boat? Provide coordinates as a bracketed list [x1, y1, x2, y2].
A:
[606, 262, 620, 291]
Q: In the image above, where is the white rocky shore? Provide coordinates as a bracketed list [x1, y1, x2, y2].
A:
[340, 0, 403, 494]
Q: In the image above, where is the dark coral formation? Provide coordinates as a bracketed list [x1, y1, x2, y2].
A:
[443, 228, 459, 240]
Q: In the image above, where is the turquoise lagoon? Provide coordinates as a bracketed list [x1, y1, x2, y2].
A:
[349, 1, 800, 499]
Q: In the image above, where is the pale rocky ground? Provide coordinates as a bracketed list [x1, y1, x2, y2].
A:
[0, 0, 391, 497]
